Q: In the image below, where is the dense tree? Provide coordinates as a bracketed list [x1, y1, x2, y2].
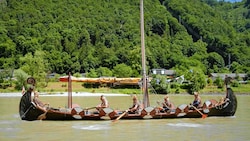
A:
[85, 69, 98, 78]
[150, 74, 171, 94]
[207, 52, 225, 72]
[0, 0, 249, 81]
[96, 67, 113, 77]
[113, 63, 133, 78]
[19, 51, 48, 86]
[13, 69, 29, 90]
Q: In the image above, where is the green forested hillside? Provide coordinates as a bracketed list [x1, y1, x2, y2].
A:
[0, 0, 249, 80]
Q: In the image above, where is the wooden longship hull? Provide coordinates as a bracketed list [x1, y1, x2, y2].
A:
[150, 88, 237, 119]
[108, 108, 150, 120]
[19, 88, 237, 121]
[19, 105, 109, 121]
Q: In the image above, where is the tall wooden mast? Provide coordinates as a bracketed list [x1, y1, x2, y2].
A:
[68, 73, 72, 108]
[140, 0, 149, 107]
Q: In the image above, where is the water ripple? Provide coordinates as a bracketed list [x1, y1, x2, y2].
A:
[72, 124, 110, 131]
[167, 123, 204, 128]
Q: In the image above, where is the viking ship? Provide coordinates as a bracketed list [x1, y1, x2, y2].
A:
[19, 0, 237, 121]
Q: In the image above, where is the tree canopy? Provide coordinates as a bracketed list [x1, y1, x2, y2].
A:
[0, 0, 249, 79]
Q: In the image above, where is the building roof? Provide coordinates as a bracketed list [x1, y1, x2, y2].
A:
[151, 69, 175, 75]
[209, 73, 247, 79]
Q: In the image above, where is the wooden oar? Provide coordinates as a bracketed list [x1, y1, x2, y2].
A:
[37, 105, 49, 120]
[162, 102, 171, 111]
[157, 101, 171, 112]
[84, 107, 97, 110]
[191, 105, 207, 119]
[37, 111, 47, 120]
[112, 110, 128, 122]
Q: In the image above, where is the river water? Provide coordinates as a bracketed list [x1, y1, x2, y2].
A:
[0, 92, 249, 141]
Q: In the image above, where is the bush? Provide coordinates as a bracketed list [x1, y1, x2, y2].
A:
[14, 69, 29, 91]
[213, 77, 224, 88]
[61, 84, 67, 87]
[150, 75, 171, 94]
[175, 88, 180, 94]
[180, 83, 191, 89]
[82, 83, 100, 88]
[0, 83, 10, 89]
[171, 82, 180, 89]
[231, 80, 239, 87]
[207, 78, 213, 86]
[38, 82, 47, 88]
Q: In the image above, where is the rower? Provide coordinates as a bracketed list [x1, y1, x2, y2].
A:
[215, 97, 230, 107]
[158, 96, 175, 113]
[33, 91, 49, 112]
[190, 92, 202, 110]
[128, 95, 141, 114]
[96, 95, 109, 111]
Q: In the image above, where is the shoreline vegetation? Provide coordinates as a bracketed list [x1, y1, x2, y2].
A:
[0, 82, 249, 95]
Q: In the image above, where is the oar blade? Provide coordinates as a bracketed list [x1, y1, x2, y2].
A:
[202, 114, 207, 119]
[112, 111, 127, 122]
[73, 115, 82, 119]
[37, 112, 47, 120]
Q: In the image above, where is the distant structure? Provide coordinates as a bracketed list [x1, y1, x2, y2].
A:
[151, 69, 175, 78]
[209, 73, 248, 81]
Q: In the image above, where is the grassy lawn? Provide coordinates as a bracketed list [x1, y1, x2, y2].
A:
[38, 82, 142, 94]
[1, 82, 249, 94]
[201, 84, 250, 94]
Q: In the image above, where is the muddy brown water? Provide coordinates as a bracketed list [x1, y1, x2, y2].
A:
[0, 93, 249, 141]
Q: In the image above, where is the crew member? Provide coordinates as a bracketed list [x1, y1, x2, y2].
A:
[128, 95, 141, 114]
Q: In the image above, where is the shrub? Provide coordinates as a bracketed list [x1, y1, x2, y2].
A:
[213, 77, 224, 88]
[231, 80, 239, 87]
[150, 74, 171, 94]
[207, 78, 213, 86]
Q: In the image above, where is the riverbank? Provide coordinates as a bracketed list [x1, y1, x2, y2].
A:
[0, 82, 142, 95]
[0, 92, 130, 97]
[0, 82, 249, 95]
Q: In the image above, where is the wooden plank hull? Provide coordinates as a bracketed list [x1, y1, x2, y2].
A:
[108, 109, 148, 120]
[43, 107, 108, 120]
[150, 88, 237, 119]
[45, 109, 74, 120]
[19, 88, 237, 121]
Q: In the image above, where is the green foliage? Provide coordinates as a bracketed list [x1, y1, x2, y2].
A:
[188, 69, 207, 94]
[231, 80, 239, 87]
[0, 0, 249, 84]
[14, 69, 29, 90]
[73, 72, 82, 78]
[96, 67, 113, 77]
[150, 74, 170, 94]
[85, 69, 98, 78]
[207, 77, 213, 86]
[164, 0, 250, 73]
[20, 51, 48, 76]
[48, 73, 60, 82]
[82, 83, 100, 88]
[213, 77, 224, 88]
[0, 68, 14, 89]
[113, 63, 133, 78]
[0, 82, 10, 89]
[207, 52, 225, 72]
